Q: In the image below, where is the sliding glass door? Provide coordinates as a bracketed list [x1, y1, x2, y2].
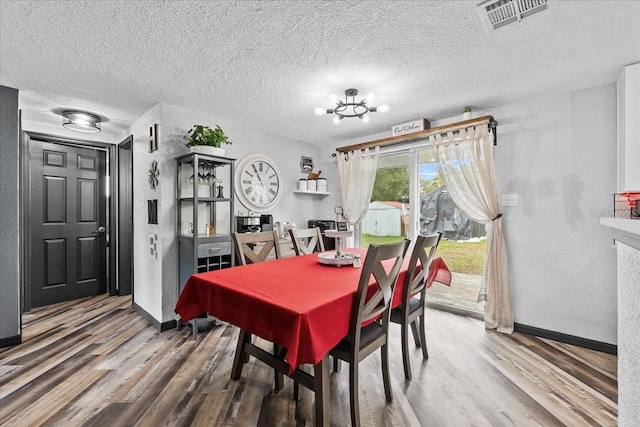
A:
[360, 152, 410, 247]
[360, 146, 486, 314]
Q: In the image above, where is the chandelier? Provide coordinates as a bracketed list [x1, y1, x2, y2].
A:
[314, 88, 390, 124]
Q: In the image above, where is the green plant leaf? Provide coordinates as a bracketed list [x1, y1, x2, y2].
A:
[184, 124, 231, 147]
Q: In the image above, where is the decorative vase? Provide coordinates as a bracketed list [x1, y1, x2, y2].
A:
[189, 145, 225, 157]
[462, 111, 472, 120]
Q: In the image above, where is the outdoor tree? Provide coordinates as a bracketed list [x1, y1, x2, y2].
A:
[371, 166, 444, 202]
[371, 167, 409, 201]
[421, 174, 444, 193]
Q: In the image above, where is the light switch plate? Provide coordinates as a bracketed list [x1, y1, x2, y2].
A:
[502, 193, 518, 207]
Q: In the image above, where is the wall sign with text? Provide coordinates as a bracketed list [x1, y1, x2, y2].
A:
[392, 118, 430, 136]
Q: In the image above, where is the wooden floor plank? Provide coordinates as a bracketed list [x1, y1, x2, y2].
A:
[0, 294, 618, 426]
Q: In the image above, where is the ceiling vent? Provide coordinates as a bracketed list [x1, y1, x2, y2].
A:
[477, 0, 553, 30]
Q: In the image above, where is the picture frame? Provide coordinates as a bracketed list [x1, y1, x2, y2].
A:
[300, 156, 313, 173]
[147, 199, 158, 224]
[337, 221, 348, 231]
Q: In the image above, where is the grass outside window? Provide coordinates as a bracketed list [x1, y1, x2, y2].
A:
[361, 234, 486, 275]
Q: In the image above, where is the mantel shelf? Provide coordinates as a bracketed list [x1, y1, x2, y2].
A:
[293, 190, 330, 197]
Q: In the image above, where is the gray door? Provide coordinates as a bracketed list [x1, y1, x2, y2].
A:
[117, 136, 133, 295]
[29, 139, 107, 307]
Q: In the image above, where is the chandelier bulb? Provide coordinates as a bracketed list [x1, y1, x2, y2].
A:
[333, 116, 343, 124]
[329, 94, 339, 104]
[314, 107, 328, 116]
[364, 92, 375, 103]
[377, 104, 390, 113]
[359, 115, 370, 123]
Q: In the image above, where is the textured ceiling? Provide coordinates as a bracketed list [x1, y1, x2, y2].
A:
[1, 1, 639, 146]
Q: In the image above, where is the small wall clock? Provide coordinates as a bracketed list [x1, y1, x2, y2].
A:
[234, 153, 283, 212]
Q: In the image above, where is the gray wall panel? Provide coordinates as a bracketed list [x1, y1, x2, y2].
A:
[0, 85, 20, 342]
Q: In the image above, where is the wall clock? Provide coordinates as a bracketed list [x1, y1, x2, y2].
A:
[234, 153, 283, 212]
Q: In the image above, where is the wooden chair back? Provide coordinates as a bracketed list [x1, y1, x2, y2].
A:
[327, 239, 408, 426]
[401, 233, 442, 306]
[288, 227, 325, 255]
[232, 230, 281, 265]
[351, 239, 409, 331]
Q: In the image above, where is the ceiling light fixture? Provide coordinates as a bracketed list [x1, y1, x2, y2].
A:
[62, 110, 102, 133]
[314, 88, 389, 124]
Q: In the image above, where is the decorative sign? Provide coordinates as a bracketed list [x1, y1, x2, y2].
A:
[148, 160, 159, 189]
[149, 123, 158, 152]
[392, 118, 430, 137]
[300, 156, 313, 173]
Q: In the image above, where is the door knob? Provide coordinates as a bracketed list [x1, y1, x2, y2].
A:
[93, 226, 106, 234]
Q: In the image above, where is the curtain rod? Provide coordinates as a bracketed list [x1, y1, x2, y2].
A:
[334, 115, 498, 155]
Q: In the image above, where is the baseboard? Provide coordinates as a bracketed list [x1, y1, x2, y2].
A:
[0, 334, 22, 348]
[514, 323, 617, 355]
[132, 302, 177, 332]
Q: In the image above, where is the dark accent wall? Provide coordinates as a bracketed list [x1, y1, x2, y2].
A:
[0, 85, 21, 346]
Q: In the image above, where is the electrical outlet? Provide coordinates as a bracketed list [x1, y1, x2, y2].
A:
[148, 233, 158, 259]
[502, 193, 518, 207]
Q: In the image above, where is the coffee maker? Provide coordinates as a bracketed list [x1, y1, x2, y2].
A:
[236, 214, 273, 233]
[236, 216, 261, 233]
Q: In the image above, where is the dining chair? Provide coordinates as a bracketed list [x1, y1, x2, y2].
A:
[329, 239, 410, 427]
[232, 230, 282, 265]
[390, 233, 442, 380]
[288, 227, 325, 255]
[231, 229, 284, 390]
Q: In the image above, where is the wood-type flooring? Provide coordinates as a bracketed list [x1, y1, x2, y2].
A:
[0, 294, 617, 426]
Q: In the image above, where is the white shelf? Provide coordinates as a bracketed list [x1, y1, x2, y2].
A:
[600, 217, 640, 250]
[293, 190, 330, 196]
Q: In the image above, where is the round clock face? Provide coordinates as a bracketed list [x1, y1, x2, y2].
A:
[234, 154, 283, 212]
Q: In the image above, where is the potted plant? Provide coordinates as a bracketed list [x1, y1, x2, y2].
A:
[184, 124, 231, 157]
[462, 106, 472, 120]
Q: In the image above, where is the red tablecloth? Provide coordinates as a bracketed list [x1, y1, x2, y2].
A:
[175, 249, 450, 372]
[391, 254, 451, 308]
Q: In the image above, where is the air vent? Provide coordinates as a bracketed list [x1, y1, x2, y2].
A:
[477, 0, 552, 30]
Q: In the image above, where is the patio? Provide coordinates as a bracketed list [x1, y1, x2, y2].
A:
[426, 272, 484, 314]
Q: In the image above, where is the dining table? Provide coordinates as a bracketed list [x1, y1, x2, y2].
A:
[174, 248, 451, 426]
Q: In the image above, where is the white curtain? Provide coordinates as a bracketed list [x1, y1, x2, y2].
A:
[336, 147, 380, 226]
[430, 126, 513, 333]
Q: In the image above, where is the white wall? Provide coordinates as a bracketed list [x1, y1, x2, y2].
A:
[123, 104, 164, 322]
[320, 82, 618, 345]
[493, 83, 617, 344]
